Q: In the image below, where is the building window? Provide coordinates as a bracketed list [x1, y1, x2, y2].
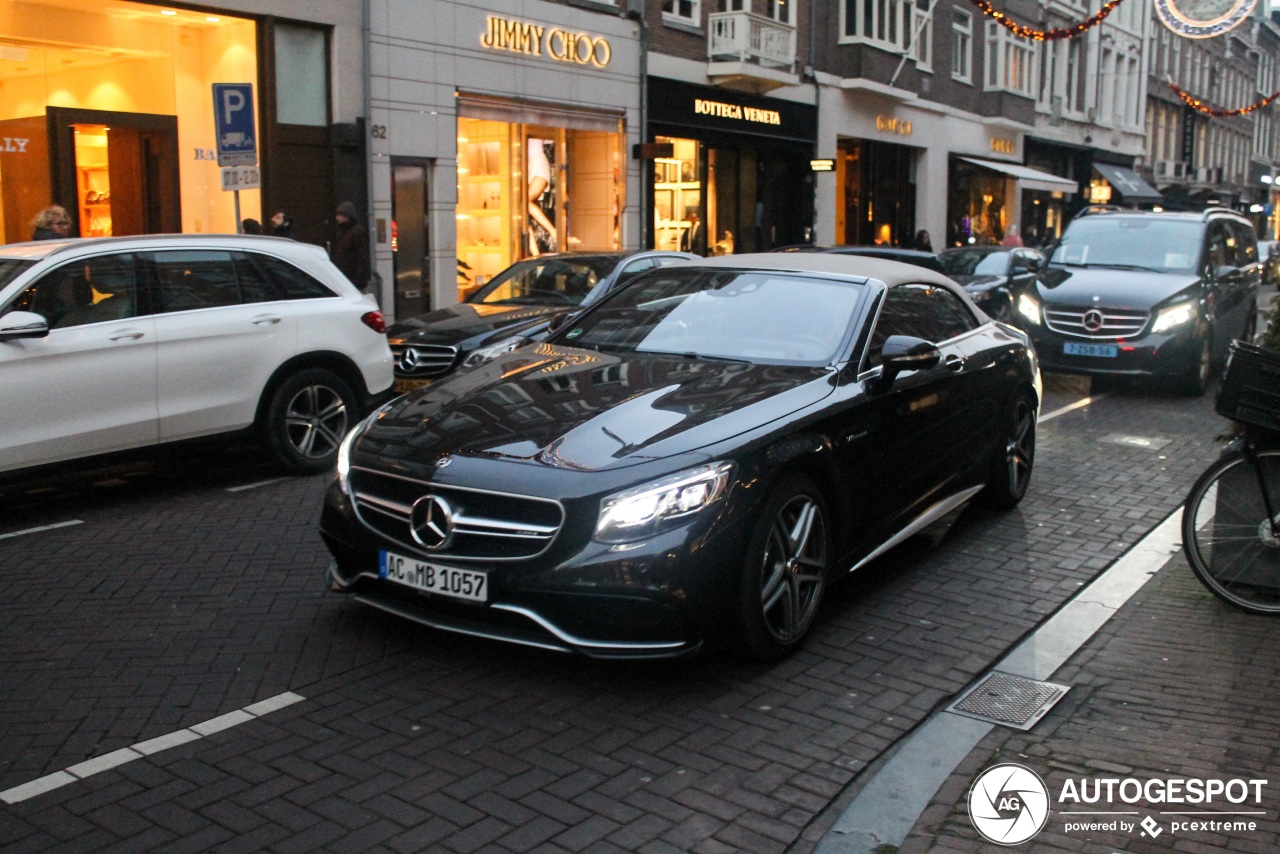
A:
[910, 0, 932, 71]
[765, 0, 794, 25]
[664, 0, 700, 26]
[842, 0, 914, 52]
[984, 21, 1035, 98]
[951, 8, 972, 82]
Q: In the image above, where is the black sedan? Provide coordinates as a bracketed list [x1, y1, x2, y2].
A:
[321, 254, 1041, 660]
[387, 251, 695, 393]
[938, 246, 1044, 321]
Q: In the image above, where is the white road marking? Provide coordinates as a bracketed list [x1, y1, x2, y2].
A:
[0, 691, 306, 804]
[1040, 393, 1107, 423]
[0, 520, 84, 541]
[225, 478, 285, 493]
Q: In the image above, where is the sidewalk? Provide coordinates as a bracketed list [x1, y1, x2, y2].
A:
[896, 544, 1280, 852]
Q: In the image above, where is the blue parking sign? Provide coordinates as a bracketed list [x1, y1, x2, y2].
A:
[212, 83, 257, 166]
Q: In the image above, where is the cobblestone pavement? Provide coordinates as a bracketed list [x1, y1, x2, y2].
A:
[0, 374, 1240, 853]
[899, 547, 1280, 854]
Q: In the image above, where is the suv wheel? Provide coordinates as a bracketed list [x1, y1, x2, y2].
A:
[1180, 329, 1213, 397]
[264, 369, 357, 473]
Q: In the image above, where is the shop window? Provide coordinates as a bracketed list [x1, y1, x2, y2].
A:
[664, 0, 701, 26]
[456, 114, 622, 302]
[654, 137, 703, 254]
[951, 9, 972, 83]
[0, 1, 260, 243]
[274, 25, 328, 127]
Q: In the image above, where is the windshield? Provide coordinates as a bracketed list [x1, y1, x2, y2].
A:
[1050, 218, 1203, 274]
[469, 256, 620, 306]
[0, 260, 35, 307]
[939, 249, 1009, 277]
[557, 269, 864, 365]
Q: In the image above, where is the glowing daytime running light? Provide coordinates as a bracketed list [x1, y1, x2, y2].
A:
[595, 462, 734, 543]
[1017, 293, 1042, 325]
[1152, 302, 1195, 334]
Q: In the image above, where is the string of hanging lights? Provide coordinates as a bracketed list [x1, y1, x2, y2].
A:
[965, 0, 1128, 42]
[1169, 82, 1280, 118]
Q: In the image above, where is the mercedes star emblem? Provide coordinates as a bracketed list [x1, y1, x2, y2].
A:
[1082, 309, 1105, 333]
[397, 348, 421, 372]
[409, 494, 455, 550]
[434, 455, 453, 469]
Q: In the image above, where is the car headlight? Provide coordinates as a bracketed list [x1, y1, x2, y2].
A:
[462, 335, 528, 369]
[1152, 302, 1196, 334]
[594, 462, 734, 544]
[1016, 293, 1042, 325]
[337, 409, 385, 495]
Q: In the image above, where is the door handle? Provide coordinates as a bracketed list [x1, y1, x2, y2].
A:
[944, 354, 966, 372]
[252, 315, 283, 326]
[109, 330, 144, 341]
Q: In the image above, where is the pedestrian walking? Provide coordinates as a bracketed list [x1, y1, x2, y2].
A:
[332, 201, 370, 291]
[31, 205, 71, 240]
[241, 218, 263, 235]
[269, 210, 294, 239]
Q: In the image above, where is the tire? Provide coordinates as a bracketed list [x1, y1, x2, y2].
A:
[263, 369, 357, 474]
[1182, 449, 1280, 614]
[1179, 329, 1213, 397]
[978, 391, 1036, 510]
[736, 473, 831, 661]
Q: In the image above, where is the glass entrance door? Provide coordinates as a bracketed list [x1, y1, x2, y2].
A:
[392, 160, 430, 320]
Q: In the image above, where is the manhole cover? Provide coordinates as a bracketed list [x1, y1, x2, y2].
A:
[948, 671, 1070, 730]
[1099, 433, 1171, 451]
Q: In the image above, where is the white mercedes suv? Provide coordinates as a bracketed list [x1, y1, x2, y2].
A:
[0, 235, 394, 476]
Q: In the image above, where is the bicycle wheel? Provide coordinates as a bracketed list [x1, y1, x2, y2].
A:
[1182, 449, 1280, 614]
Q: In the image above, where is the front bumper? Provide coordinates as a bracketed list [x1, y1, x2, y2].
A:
[1022, 323, 1201, 378]
[319, 479, 738, 658]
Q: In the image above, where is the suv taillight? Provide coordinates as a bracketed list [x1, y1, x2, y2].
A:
[361, 311, 386, 334]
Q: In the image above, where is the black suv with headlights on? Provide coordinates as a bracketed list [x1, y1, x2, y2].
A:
[1008, 207, 1260, 395]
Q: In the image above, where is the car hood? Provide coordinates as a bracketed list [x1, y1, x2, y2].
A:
[385, 302, 563, 348]
[1033, 266, 1200, 309]
[357, 345, 836, 472]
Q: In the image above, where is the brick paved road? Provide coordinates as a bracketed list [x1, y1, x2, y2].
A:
[898, 548, 1280, 853]
[0, 375, 1238, 853]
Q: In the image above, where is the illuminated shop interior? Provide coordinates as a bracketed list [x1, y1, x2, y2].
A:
[0, 0, 259, 244]
[456, 115, 622, 302]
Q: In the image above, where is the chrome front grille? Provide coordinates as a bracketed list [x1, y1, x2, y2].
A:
[349, 467, 563, 561]
[390, 343, 458, 377]
[1044, 307, 1149, 340]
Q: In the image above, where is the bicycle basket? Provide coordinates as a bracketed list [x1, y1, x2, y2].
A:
[1216, 340, 1280, 432]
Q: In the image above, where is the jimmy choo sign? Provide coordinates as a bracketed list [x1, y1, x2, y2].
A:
[480, 15, 612, 68]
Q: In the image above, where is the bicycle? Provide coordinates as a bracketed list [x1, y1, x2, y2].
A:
[1182, 340, 1280, 614]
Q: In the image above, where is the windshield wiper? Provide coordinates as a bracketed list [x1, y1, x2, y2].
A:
[1089, 263, 1162, 273]
[679, 352, 752, 364]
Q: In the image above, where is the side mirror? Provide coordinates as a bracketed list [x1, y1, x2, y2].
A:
[877, 335, 941, 387]
[1214, 264, 1239, 280]
[546, 310, 578, 335]
[0, 311, 50, 341]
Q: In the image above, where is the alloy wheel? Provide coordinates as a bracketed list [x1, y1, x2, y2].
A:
[758, 495, 827, 643]
[1005, 398, 1035, 498]
[284, 383, 349, 460]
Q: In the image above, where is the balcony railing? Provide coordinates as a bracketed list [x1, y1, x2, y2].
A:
[707, 11, 796, 71]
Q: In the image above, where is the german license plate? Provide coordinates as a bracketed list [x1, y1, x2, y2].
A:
[379, 550, 488, 602]
[393, 377, 432, 393]
[1064, 342, 1118, 358]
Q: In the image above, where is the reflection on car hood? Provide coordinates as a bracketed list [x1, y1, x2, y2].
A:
[358, 344, 836, 472]
[385, 303, 562, 347]
[951, 274, 1002, 289]
[1035, 266, 1201, 309]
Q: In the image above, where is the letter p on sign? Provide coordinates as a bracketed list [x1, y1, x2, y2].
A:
[212, 82, 257, 166]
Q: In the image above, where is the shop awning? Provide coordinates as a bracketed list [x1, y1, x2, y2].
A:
[958, 157, 1079, 194]
[1092, 163, 1163, 203]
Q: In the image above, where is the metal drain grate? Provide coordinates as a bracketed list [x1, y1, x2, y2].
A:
[948, 671, 1070, 730]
